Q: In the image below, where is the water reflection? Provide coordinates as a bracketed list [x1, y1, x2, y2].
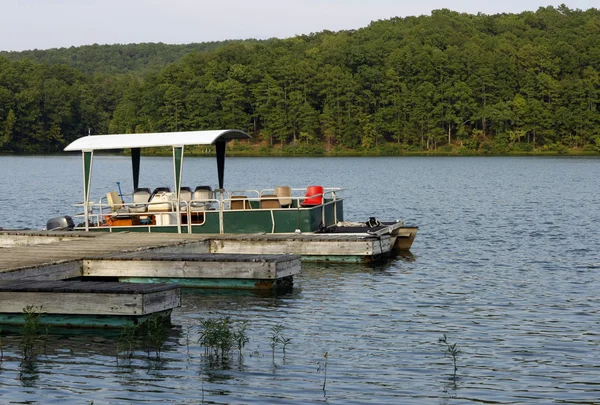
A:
[392, 251, 417, 263]
[18, 358, 40, 387]
[181, 285, 294, 301]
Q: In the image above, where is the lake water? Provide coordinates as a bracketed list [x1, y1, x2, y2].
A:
[0, 155, 599, 404]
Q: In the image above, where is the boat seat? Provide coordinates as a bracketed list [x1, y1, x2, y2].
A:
[190, 186, 213, 212]
[148, 191, 176, 212]
[301, 185, 324, 207]
[129, 187, 151, 213]
[179, 187, 193, 201]
[178, 187, 193, 211]
[231, 195, 252, 210]
[107, 191, 123, 211]
[260, 194, 280, 209]
[274, 186, 292, 208]
[106, 191, 130, 217]
[153, 186, 171, 193]
[150, 186, 170, 201]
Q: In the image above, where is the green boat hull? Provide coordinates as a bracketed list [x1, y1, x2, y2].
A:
[82, 200, 343, 235]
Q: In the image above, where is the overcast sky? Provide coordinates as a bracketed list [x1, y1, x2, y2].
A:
[1, 0, 597, 52]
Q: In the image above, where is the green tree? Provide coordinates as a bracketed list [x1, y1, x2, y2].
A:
[1, 108, 15, 149]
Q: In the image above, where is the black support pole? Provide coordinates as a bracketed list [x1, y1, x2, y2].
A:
[131, 147, 141, 190]
[216, 141, 226, 190]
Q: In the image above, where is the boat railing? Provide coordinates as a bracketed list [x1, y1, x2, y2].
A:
[258, 187, 343, 203]
[222, 187, 343, 232]
[72, 186, 344, 232]
[226, 189, 261, 200]
[259, 187, 343, 196]
[225, 187, 343, 210]
[72, 197, 105, 226]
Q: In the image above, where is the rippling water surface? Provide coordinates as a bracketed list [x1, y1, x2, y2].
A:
[0, 155, 599, 404]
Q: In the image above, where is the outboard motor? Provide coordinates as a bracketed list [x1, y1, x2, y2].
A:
[46, 216, 75, 231]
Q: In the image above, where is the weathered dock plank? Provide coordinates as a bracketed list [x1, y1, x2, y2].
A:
[0, 232, 211, 280]
[0, 280, 180, 328]
[0, 230, 94, 248]
[85, 253, 299, 279]
[0, 280, 179, 315]
[208, 233, 392, 262]
[84, 252, 300, 289]
[0, 262, 83, 281]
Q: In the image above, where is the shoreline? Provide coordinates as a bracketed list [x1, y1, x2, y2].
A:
[2, 147, 599, 158]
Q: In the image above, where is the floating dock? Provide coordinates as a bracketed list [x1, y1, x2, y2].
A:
[0, 231, 301, 288]
[0, 229, 398, 327]
[0, 230, 90, 247]
[0, 231, 210, 280]
[83, 252, 299, 289]
[0, 280, 180, 328]
[0, 231, 297, 327]
[0, 229, 395, 280]
[208, 233, 393, 262]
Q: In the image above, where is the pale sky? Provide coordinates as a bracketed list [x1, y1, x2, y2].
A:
[1, 0, 597, 52]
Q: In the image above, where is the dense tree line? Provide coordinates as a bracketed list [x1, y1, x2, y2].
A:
[0, 41, 256, 75]
[1, 6, 600, 154]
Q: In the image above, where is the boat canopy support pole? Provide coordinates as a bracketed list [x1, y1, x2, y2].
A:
[82, 150, 94, 231]
[173, 146, 184, 234]
[215, 140, 226, 234]
[216, 140, 225, 190]
[131, 147, 140, 191]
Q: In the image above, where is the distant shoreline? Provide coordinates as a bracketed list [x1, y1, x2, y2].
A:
[2, 144, 599, 158]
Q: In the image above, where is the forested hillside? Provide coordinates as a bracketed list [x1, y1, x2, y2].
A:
[1, 6, 600, 154]
[0, 41, 256, 75]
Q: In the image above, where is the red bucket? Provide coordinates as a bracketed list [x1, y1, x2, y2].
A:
[302, 185, 324, 206]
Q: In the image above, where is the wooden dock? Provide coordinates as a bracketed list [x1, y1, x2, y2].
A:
[0, 231, 301, 288]
[0, 230, 391, 283]
[0, 230, 93, 248]
[208, 233, 392, 262]
[0, 280, 180, 328]
[0, 231, 211, 280]
[84, 252, 299, 289]
[0, 229, 392, 327]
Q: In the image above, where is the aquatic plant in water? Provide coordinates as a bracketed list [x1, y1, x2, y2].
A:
[21, 305, 45, 361]
[270, 324, 291, 360]
[141, 317, 170, 359]
[116, 324, 137, 362]
[234, 321, 250, 357]
[115, 318, 171, 364]
[198, 317, 249, 364]
[185, 325, 193, 356]
[317, 351, 329, 391]
[439, 333, 460, 380]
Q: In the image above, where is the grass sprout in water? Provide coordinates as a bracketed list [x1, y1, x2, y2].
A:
[21, 305, 46, 361]
[270, 324, 291, 361]
[18, 305, 47, 385]
[116, 324, 137, 363]
[317, 351, 329, 391]
[115, 317, 171, 363]
[141, 317, 170, 359]
[439, 333, 461, 381]
[198, 317, 249, 365]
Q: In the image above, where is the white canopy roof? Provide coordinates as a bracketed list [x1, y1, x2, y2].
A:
[64, 129, 251, 151]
